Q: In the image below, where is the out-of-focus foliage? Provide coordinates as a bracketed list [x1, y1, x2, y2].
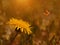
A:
[0, 0, 60, 45]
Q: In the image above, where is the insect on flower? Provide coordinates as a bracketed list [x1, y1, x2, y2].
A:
[6, 18, 32, 35]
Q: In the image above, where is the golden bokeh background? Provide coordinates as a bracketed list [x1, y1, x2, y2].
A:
[0, 0, 60, 45]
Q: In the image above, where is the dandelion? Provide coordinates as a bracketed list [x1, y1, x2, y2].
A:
[6, 18, 32, 35]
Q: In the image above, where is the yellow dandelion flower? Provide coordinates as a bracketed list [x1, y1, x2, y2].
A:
[6, 18, 32, 35]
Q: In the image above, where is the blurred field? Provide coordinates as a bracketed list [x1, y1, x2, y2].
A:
[0, 0, 60, 45]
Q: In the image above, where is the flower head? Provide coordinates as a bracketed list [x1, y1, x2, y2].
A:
[6, 18, 32, 35]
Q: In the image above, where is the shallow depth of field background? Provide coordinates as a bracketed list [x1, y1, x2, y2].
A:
[0, 0, 60, 45]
